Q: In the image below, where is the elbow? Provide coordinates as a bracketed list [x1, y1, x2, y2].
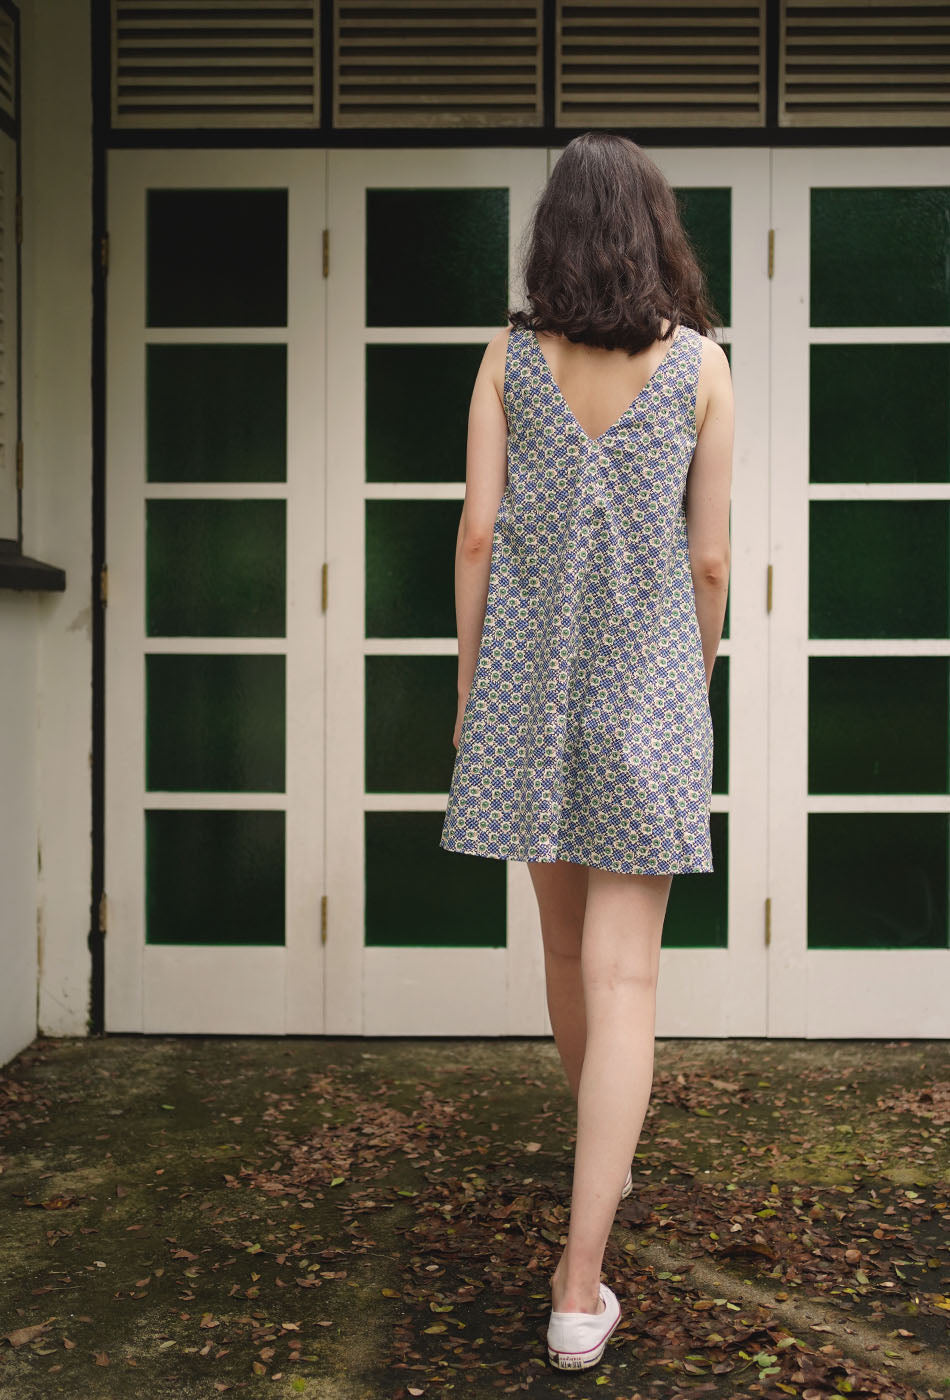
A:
[692, 551, 730, 587]
[459, 529, 493, 559]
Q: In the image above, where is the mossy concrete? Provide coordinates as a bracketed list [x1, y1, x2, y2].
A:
[0, 1035, 947, 1399]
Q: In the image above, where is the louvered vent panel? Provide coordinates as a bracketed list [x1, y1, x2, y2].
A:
[557, 1, 765, 127]
[112, 0, 319, 128]
[781, 1, 950, 126]
[334, 1, 542, 128]
[0, 14, 16, 125]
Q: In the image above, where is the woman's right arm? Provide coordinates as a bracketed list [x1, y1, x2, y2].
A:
[684, 337, 734, 691]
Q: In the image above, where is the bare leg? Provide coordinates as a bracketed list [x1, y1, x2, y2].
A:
[527, 859, 589, 1099]
[551, 866, 672, 1314]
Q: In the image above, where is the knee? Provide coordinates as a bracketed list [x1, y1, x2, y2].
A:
[584, 956, 657, 998]
[542, 929, 583, 963]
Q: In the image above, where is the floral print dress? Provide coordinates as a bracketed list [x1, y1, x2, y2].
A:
[439, 322, 714, 875]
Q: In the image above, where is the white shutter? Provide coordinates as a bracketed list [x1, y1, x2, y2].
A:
[334, 0, 543, 128]
[556, 0, 766, 128]
[111, 0, 319, 129]
[781, 0, 950, 127]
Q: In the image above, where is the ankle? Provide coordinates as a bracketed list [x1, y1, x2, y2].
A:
[551, 1274, 602, 1314]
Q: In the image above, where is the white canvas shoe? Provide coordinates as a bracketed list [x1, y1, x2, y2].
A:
[547, 1282, 621, 1370]
[620, 1166, 633, 1199]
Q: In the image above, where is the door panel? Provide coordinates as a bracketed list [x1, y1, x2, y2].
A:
[105, 150, 326, 1034]
[770, 148, 950, 1037]
[324, 149, 550, 1035]
[623, 147, 771, 1035]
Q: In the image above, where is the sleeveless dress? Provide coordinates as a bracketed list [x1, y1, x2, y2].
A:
[439, 321, 714, 876]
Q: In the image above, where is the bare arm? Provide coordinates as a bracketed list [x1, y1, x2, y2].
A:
[452, 329, 510, 746]
[684, 338, 734, 690]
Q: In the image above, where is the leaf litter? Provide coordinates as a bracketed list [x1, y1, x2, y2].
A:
[0, 1035, 946, 1398]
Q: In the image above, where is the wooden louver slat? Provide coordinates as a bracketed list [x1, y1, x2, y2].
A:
[557, 0, 766, 128]
[781, 0, 950, 126]
[111, 0, 319, 128]
[334, 1, 543, 128]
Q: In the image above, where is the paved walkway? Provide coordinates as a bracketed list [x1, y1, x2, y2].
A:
[0, 1035, 947, 1399]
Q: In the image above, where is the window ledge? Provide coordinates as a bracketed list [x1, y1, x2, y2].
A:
[0, 539, 67, 592]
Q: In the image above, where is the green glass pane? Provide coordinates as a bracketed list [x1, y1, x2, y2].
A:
[663, 813, 728, 948]
[366, 655, 457, 793]
[808, 813, 948, 950]
[147, 345, 287, 483]
[146, 809, 285, 946]
[147, 188, 287, 328]
[810, 344, 950, 484]
[366, 499, 459, 638]
[147, 499, 285, 637]
[674, 187, 731, 327]
[147, 654, 285, 793]
[366, 344, 484, 482]
[710, 656, 729, 795]
[811, 187, 950, 327]
[365, 810, 506, 947]
[810, 501, 949, 639]
[366, 188, 509, 327]
[809, 657, 949, 795]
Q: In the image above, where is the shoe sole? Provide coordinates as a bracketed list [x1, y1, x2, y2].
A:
[547, 1312, 620, 1370]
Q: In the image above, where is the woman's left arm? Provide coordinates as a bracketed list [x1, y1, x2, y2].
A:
[452, 328, 510, 749]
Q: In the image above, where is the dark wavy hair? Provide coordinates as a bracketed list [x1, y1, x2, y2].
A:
[507, 131, 722, 353]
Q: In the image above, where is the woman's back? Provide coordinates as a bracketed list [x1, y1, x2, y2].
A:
[531, 318, 688, 443]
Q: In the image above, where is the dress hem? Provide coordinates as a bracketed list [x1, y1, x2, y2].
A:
[439, 835, 713, 877]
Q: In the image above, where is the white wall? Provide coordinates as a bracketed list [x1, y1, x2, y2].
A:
[0, 593, 39, 1063]
[6, 0, 94, 1052]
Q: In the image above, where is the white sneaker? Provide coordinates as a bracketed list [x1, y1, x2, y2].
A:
[547, 1282, 621, 1370]
[620, 1166, 633, 1200]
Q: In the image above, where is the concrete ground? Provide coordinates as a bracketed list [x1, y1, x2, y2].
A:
[0, 1035, 947, 1400]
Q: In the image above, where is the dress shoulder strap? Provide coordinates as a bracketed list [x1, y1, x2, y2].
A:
[502, 323, 531, 421]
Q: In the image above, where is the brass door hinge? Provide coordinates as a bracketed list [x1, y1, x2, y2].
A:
[98, 891, 108, 934]
[766, 563, 772, 613]
[15, 439, 22, 491]
[321, 561, 328, 611]
[322, 228, 329, 278]
[320, 894, 327, 946]
[100, 233, 109, 275]
[99, 563, 108, 606]
[767, 227, 774, 279]
[764, 895, 771, 947]
[15, 192, 22, 245]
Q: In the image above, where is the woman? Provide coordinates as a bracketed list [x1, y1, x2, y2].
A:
[439, 131, 733, 1370]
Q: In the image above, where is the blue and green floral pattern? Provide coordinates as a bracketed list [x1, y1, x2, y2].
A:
[440, 323, 714, 874]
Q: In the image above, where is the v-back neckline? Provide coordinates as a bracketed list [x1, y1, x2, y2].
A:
[529, 324, 684, 445]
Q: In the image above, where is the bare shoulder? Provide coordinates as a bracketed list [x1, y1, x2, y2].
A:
[695, 333, 733, 433]
[697, 333, 730, 374]
[479, 325, 514, 405]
